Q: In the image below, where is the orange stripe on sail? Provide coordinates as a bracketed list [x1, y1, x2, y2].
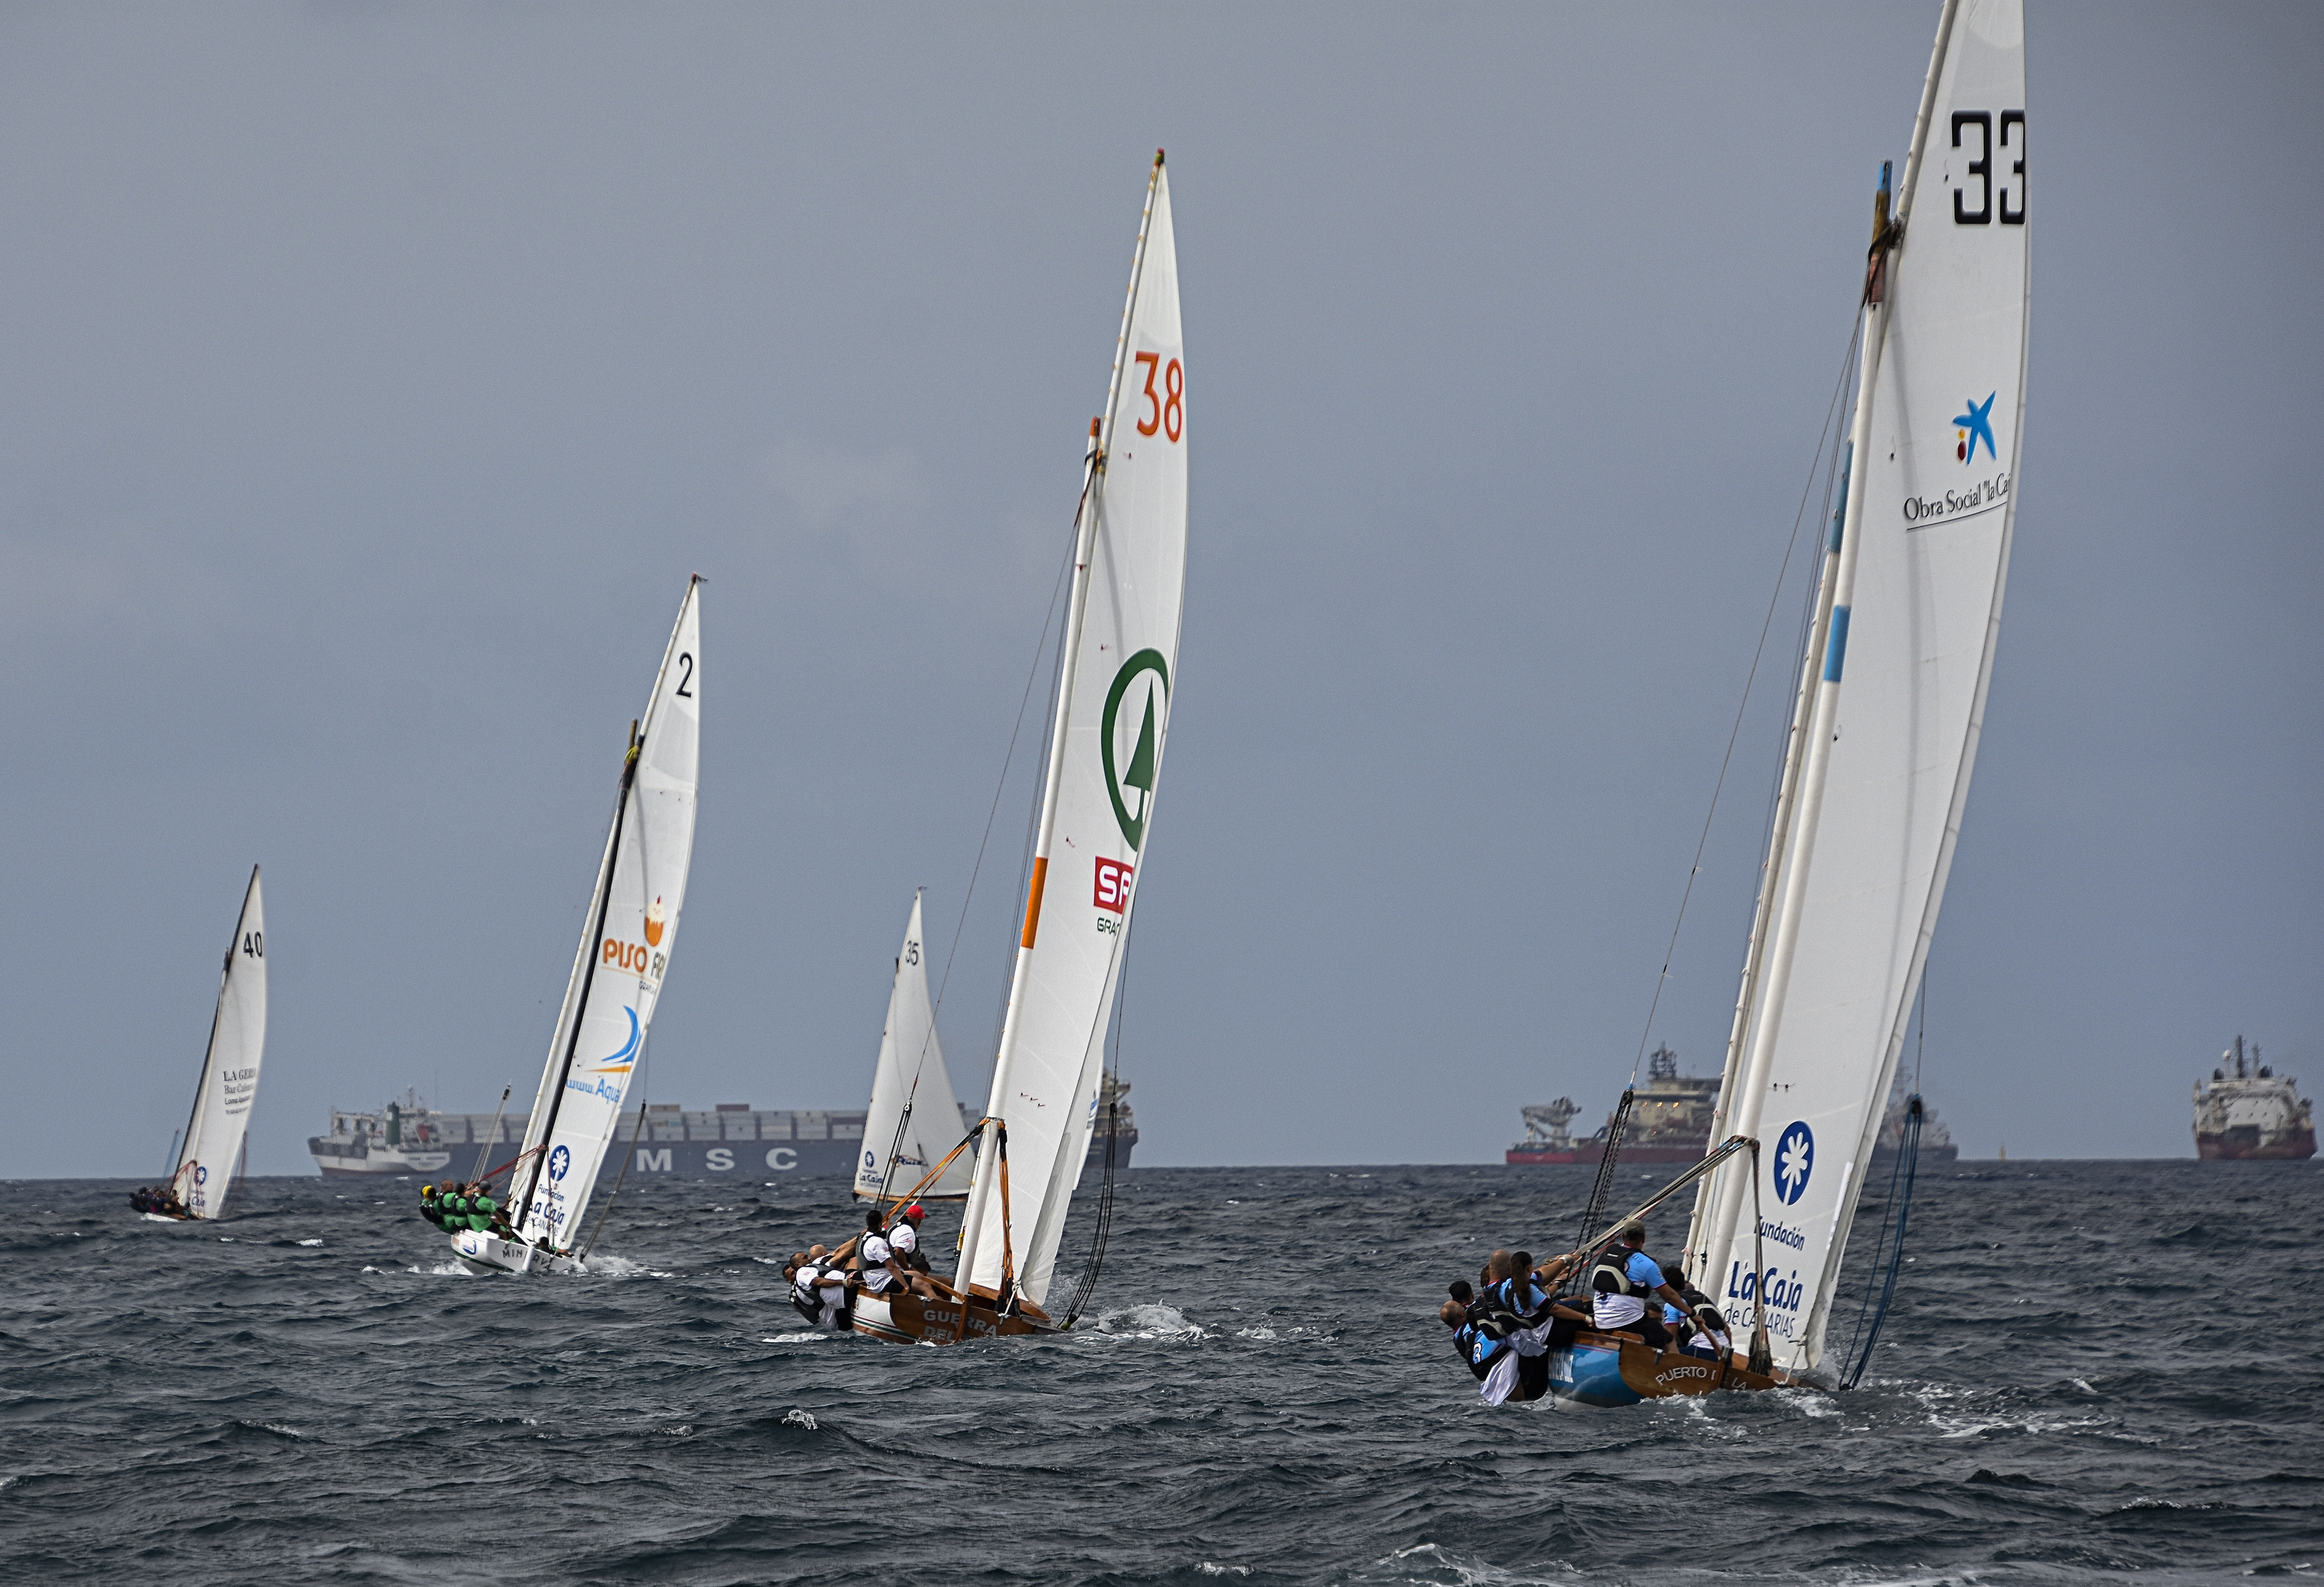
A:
[1020, 857, 1049, 949]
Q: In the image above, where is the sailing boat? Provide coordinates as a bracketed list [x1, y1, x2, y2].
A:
[1553, 0, 2029, 1406]
[449, 576, 702, 1274]
[134, 867, 267, 1222]
[829, 152, 1185, 1345]
[855, 891, 973, 1201]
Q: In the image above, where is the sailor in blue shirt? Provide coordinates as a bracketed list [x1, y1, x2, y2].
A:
[1589, 1219, 1694, 1351]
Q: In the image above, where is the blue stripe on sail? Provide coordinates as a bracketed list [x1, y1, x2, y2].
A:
[1824, 607, 1851, 683]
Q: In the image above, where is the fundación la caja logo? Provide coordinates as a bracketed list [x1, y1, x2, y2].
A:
[1774, 1121, 1815, 1206]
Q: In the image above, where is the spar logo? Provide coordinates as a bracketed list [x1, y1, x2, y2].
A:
[1774, 1121, 1814, 1206]
[1094, 857, 1133, 913]
[1953, 392, 1998, 465]
[548, 1144, 571, 1182]
[1101, 649, 1168, 850]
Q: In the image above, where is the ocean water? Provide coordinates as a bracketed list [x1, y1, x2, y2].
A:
[1, 1160, 2316, 1586]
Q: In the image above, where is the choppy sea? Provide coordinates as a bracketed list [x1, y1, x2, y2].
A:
[1, 1160, 2316, 1585]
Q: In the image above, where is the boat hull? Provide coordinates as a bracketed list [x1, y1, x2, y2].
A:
[1549, 1332, 1785, 1408]
[846, 1288, 1055, 1346]
[450, 1230, 586, 1276]
[2196, 1127, 2317, 1161]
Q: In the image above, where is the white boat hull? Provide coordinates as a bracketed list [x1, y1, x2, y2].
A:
[451, 1230, 586, 1276]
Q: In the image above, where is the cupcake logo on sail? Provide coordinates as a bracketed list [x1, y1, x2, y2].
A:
[1101, 649, 1169, 850]
[644, 897, 667, 947]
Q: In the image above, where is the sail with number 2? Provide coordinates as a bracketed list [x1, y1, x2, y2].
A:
[834, 153, 1184, 1345]
[450, 576, 702, 1275]
[136, 867, 267, 1222]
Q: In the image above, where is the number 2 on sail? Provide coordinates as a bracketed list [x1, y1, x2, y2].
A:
[1134, 352, 1183, 442]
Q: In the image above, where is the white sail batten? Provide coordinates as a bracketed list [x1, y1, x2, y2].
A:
[1699, 0, 2026, 1373]
[510, 578, 702, 1252]
[856, 891, 972, 1201]
[173, 866, 267, 1220]
[956, 159, 1186, 1309]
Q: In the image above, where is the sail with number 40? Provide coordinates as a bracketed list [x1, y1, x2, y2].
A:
[855, 891, 972, 1200]
[1687, 0, 2028, 1375]
[955, 154, 1186, 1310]
[508, 577, 702, 1253]
[170, 866, 268, 1220]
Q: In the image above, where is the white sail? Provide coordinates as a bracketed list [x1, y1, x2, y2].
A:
[1696, 0, 2026, 1373]
[508, 577, 702, 1253]
[172, 866, 267, 1220]
[956, 156, 1186, 1309]
[855, 891, 973, 1200]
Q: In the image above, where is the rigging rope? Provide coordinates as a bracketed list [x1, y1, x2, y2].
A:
[1064, 921, 1134, 1328]
[1838, 964, 1931, 1386]
[1576, 1087, 1636, 1255]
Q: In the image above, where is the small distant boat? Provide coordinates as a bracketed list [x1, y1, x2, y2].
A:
[2194, 1036, 2315, 1161]
[133, 867, 267, 1222]
[855, 891, 974, 1201]
[828, 153, 1186, 1345]
[447, 578, 702, 1274]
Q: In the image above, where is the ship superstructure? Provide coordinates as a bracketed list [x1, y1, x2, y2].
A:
[1507, 1046, 1718, 1165]
[2194, 1036, 2315, 1161]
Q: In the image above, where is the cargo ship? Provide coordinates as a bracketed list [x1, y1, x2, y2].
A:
[2194, 1036, 2315, 1161]
[307, 1080, 1137, 1182]
[1507, 1046, 1718, 1165]
[1867, 1077, 1960, 1171]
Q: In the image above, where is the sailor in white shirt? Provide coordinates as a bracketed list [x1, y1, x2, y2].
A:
[888, 1203, 931, 1274]
[852, 1210, 905, 1296]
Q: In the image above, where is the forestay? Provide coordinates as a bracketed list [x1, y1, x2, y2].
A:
[856, 891, 972, 1200]
[957, 158, 1186, 1308]
[1696, 0, 2027, 1372]
[511, 578, 702, 1252]
[173, 866, 268, 1220]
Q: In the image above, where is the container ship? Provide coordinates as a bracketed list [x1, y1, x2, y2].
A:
[308, 1080, 1138, 1182]
[2194, 1036, 2315, 1160]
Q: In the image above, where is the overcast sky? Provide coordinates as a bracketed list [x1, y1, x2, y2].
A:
[3, 2, 2317, 1177]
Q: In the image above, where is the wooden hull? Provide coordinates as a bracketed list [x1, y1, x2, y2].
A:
[1549, 1331, 1787, 1408]
[847, 1288, 1056, 1345]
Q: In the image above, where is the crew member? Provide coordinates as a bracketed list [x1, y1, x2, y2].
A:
[1588, 1219, 1692, 1351]
[888, 1204, 933, 1274]
[851, 1210, 907, 1298]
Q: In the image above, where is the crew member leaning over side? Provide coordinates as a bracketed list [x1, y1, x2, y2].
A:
[1589, 1218, 1693, 1351]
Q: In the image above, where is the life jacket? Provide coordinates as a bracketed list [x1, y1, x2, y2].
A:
[1591, 1246, 1651, 1297]
[1452, 1322, 1492, 1380]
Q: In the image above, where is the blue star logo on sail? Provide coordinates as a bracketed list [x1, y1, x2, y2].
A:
[1953, 392, 1997, 465]
[1774, 1122, 1814, 1206]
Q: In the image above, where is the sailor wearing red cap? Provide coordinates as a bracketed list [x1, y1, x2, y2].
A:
[888, 1204, 933, 1276]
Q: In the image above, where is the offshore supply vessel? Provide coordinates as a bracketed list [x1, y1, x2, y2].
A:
[1507, 1046, 1718, 1165]
[307, 1081, 1138, 1182]
[2194, 1036, 2315, 1160]
[1508, 1047, 1957, 1168]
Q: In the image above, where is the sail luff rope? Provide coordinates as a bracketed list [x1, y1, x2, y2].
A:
[1839, 963, 1930, 1385]
[579, 1060, 648, 1262]
[1064, 912, 1134, 1328]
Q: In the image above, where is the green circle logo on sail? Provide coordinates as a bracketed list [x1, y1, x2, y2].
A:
[1100, 648, 1169, 850]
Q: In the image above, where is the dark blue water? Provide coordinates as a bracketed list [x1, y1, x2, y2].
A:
[2, 1161, 2317, 1585]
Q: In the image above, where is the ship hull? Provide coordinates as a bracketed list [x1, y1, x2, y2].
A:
[2195, 1128, 2316, 1162]
[1507, 1141, 1706, 1166]
[313, 1132, 1134, 1182]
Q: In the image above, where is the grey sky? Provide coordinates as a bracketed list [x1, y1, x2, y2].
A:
[3, 3, 2316, 1176]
